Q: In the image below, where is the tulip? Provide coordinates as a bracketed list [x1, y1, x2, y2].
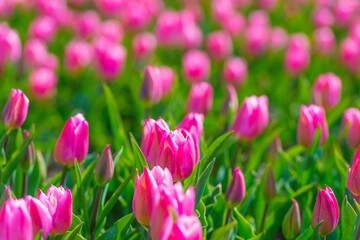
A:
[95, 0, 123, 16]
[29, 68, 58, 100]
[24, 39, 48, 68]
[38, 185, 73, 236]
[99, 20, 123, 43]
[35, 0, 68, 26]
[132, 32, 157, 61]
[285, 46, 310, 76]
[178, 11, 203, 49]
[341, 108, 360, 149]
[334, 0, 355, 26]
[269, 27, 288, 51]
[311, 186, 339, 236]
[64, 40, 93, 73]
[225, 168, 246, 208]
[314, 27, 335, 56]
[258, 0, 278, 9]
[1, 89, 29, 130]
[220, 13, 245, 37]
[178, 112, 204, 141]
[172, 182, 195, 216]
[25, 196, 52, 239]
[95, 145, 114, 186]
[133, 167, 173, 226]
[297, 104, 329, 148]
[182, 50, 210, 83]
[221, 84, 239, 116]
[43, 53, 59, 71]
[282, 199, 301, 239]
[206, 31, 233, 60]
[245, 25, 269, 55]
[75, 11, 100, 38]
[155, 11, 181, 47]
[347, 147, 360, 195]
[312, 73, 342, 109]
[222, 57, 248, 87]
[262, 165, 276, 201]
[248, 10, 270, 27]
[159, 66, 176, 97]
[187, 82, 213, 115]
[212, 0, 235, 22]
[140, 66, 163, 103]
[53, 113, 89, 166]
[340, 37, 360, 74]
[0, 199, 33, 240]
[312, 8, 334, 27]
[168, 215, 203, 240]
[350, 21, 360, 45]
[288, 33, 310, 50]
[0, 0, 14, 17]
[20, 130, 35, 173]
[29, 16, 57, 42]
[120, 1, 152, 31]
[0, 23, 21, 64]
[231, 95, 269, 141]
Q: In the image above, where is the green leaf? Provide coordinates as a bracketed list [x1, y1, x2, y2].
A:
[327, 98, 351, 127]
[341, 195, 357, 240]
[291, 182, 316, 199]
[98, 213, 134, 240]
[210, 221, 236, 240]
[64, 223, 83, 240]
[309, 127, 321, 158]
[184, 161, 200, 190]
[69, 213, 83, 231]
[41, 172, 62, 193]
[311, 220, 323, 240]
[233, 208, 256, 239]
[96, 169, 135, 227]
[129, 132, 149, 174]
[196, 200, 208, 229]
[195, 158, 216, 209]
[296, 225, 313, 240]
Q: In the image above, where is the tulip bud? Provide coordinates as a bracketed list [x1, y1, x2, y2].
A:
[24, 38, 48, 69]
[29, 68, 58, 100]
[159, 66, 176, 97]
[95, 145, 114, 186]
[64, 40, 93, 73]
[258, 0, 278, 10]
[262, 165, 276, 201]
[29, 16, 57, 42]
[120, 1, 152, 31]
[285, 46, 310, 76]
[340, 37, 360, 74]
[288, 33, 310, 51]
[341, 108, 360, 149]
[53, 113, 89, 166]
[38, 185, 73, 236]
[99, 20, 123, 43]
[225, 168, 246, 208]
[133, 167, 173, 226]
[95, 0, 123, 16]
[0, 23, 22, 64]
[311, 186, 339, 236]
[314, 27, 335, 56]
[312, 8, 334, 27]
[75, 11, 100, 39]
[248, 10, 270, 27]
[132, 32, 157, 61]
[206, 31, 233, 60]
[231, 95, 269, 141]
[140, 66, 163, 103]
[312, 73, 342, 109]
[269, 27, 288, 51]
[0, 199, 33, 240]
[178, 112, 204, 141]
[297, 104, 329, 148]
[220, 13, 245, 37]
[168, 215, 203, 240]
[282, 199, 301, 239]
[245, 25, 269, 56]
[347, 147, 360, 195]
[0, 185, 11, 209]
[222, 57, 248, 87]
[182, 50, 210, 83]
[25, 196, 52, 239]
[20, 130, 35, 173]
[1, 89, 29, 130]
[187, 82, 213, 115]
[221, 84, 239, 116]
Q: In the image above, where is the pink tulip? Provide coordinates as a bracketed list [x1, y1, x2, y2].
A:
[269, 27, 288, 50]
[0, 199, 33, 240]
[133, 167, 173, 226]
[311, 186, 339, 236]
[312, 8, 335, 27]
[159, 66, 176, 96]
[222, 84, 239, 115]
[53, 113, 89, 166]
[350, 21, 360, 45]
[245, 25, 269, 55]
[231, 95, 269, 141]
[297, 104, 329, 148]
[223, 57, 248, 87]
[65, 40, 93, 73]
[99, 20, 123, 43]
[178, 10, 202, 49]
[0, 0, 14, 17]
[0, 23, 21, 64]
[225, 168, 246, 208]
[141, 118, 170, 167]
[38, 185, 72, 236]
[1, 89, 29, 130]
[314, 27, 335, 56]
[258, 0, 278, 9]
[35, 0, 67, 22]
[312, 73, 342, 109]
[95, 0, 123, 16]
[168, 215, 203, 240]
[288, 33, 310, 51]
[220, 13, 245, 37]
[187, 82, 213, 115]
[43, 53, 59, 70]
[132, 32, 157, 61]
[348, 147, 360, 195]
[206, 31, 233, 60]
[95, 145, 114, 185]
[172, 182, 195, 216]
[340, 37, 360, 73]
[29, 15, 57, 42]
[285, 46, 310, 76]
[334, 0, 356, 26]
[211, 0, 234, 22]
[24, 38, 48, 68]
[178, 112, 204, 141]
[75, 11, 100, 38]
[182, 50, 210, 83]
[25, 196, 52, 239]
[29, 68, 58, 100]
[120, 1, 152, 31]
[341, 108, 360, 149]
[248, 10, 270, 27]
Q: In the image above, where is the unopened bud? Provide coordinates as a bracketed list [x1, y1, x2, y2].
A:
[95, 145, 114, 186]
[282, 199, 301, 239]
[262, 165, 276, 201]
[20, 130, 35, 173]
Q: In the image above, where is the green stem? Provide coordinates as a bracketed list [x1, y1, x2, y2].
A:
[60, 166, 68, 187]
[231, 142, 240, 170]
[21, 172, 27, 198]
[260, 203, 269, 232]
[225, 208, 232, 225]
[90, 186, 103, 240]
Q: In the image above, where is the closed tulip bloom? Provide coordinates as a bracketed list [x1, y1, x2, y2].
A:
[288, 33, 310, 51]
[223, 57, 248, 87]
[132, 32, 157, 61]
[282, 199, 301, 239]
[29, 68, 58, 100]
[159, 66, 176, 97]
[43, 53, 59, 71]
[340, 37, 360, 73]
[285, 46, 310, 76]
[248, 10, 270, 27]
[187, 82, 213, 115]
[245, 25, 269, 55]
[133, 167, 173, 226]
[140, 66, 163, 103]
[0, 0, 14, 17]
[270, 27, 288, 51]
[0, 199, 33, 240]
[220, 13, 245, 37]
[24, 38, 48, 68]
[38, 185, 73, 236]
[334, 0, 355, 26]
[231, 95, 269, 141]
[75, 11, 100, 38]
[225, 168, 246, 208]
[263, 165, 276, 201]
[168, 215, 203, 240]
[311, 186, 339, 236]
[1, 89, 29, 130]
[182, 50, 210, 83]
[350, 21, 360, 45]
[206, 31, 233, 60]
[65, 40, 93, 73]
[258, 0, 278, 9]
[29, 16, 57, 42]
[347, 147, 360, 195]
[312, 8, 334, 27]
[120, 1, 152, 31]
[95, 145, 114, 185]
[341, 108, 360, 149]
[53, 113, 89, 166]
[0, 23, 21, 64]
[178, 11, 203, 49]
[297, 104, 329, 148]
[222, 84, 239, 116]
[155, 11, 181, 47]
[178, 112, 204, 141]
[313, 73, 342, 109]
[25, 196, 52, 239]
[212, 0, 235, 22]
[314, 27, 335, 56]
[20, 130, 35, 173]
[95, 0, 123, 16]
[99, 20, 123, 43]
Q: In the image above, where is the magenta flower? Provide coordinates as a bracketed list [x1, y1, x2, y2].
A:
[340, 37, 360, 74]
[312, 8, 335, 27]
[347, 147, 360, 195]
[25, 196, 52, 239]
[95, 145, 114, 185]
[29, 15, 57, 42]
[168, 215, 202, 240]
[222, 57, 248, 87]
[314, 27, 335, 56]
[178, 112, 204, 141]
[29, 68, 58, 100]
[312, 73, 342, 109]
[285, 45, 310, 76]
[75, 10, 100, 38]
[341, 108, 360, 149]
[225, 168, 246, 208]
[99, 20, 123, 43]
[1, 89, 29, 130]
[269, 27, 288, 51]
[187, 82, 213, 115]
[132, 32, 157, 61]
[182, 50, 210, 83]
[206, 30, 233, 60]
[0, 23, 21, 65]
[220, 13, 245, 37]
[64, 40, 93, 73]
[24, 38, 48, 69]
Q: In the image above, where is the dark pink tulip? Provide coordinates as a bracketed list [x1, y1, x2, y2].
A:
[53, 113, 89, 166]
[141, 117, 170, 167]
[95, 145, 114, 185]
[65, 40, 93, 73]
[159, 66, 176, 96]
[35, 0, 67, 21]
[225, 168, 246, 208]
[314, 27, 335, 56]
[187, 82, 213, 115]
[258, 0, 278, 10]
[312, 8, 335, 27]
[178, 112, 204, 141]
[334, 0, 356, 26]
[29, 15, 57, 42]
[212, 0, 235, 22]
[24, 38, 48, 69]
[223, 57, 248, 87]
[120, 1, 152, 31]
[206, 31, 233, 60]
[25, 196, 52, 239]
[132, 32, 157, 61]
[95, 0, 123, 16]
[173, 182, 195, 216]
[1, 89, 29, 130]
[182, 50, 210, 83]
[0, 23, 21, 64]
[341, 108, 360, 149]
[340, 37, 360, 73]
[311, 186, 339, 236]
[220, 13, 245, 37]
[231, 95, 269, 141]
[75, 11, 100, 39]
[222, 84, 239, 115]
[248, 10, 270, 27]
[0, 0, 14, 17]
[168, 215, 202, 240]
[0, 199, 33, 240]
[297, 104, 329, 148]
[348, 147, 360, 195]
[155, 11, 182, 47]
[38, 185, 72, 236]
[245, 25, 269, 55]
[313, 73, 342, 109]
[133, 167, 173, 226]
[99, 20, 123, 43]
[288, 33, 310, 51]
[178, 10, 203, 49]
[29, 68, 58, 100]
[285, 46, 310, 76]
[269, 27, 288, 50]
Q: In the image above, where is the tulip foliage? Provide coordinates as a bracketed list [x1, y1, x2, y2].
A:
[2, 0, 360, 240]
